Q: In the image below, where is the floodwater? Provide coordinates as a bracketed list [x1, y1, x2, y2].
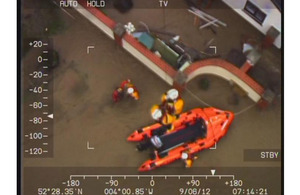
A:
[22, 2, 281, 171]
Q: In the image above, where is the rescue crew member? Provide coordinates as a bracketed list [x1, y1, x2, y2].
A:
[112, 87, 124, 102]
[121, 79, 140, 100]
[127, 86, 140, 100]
[151, 105, 163, 123]
[161, 89, 184, 117]
[151, 104, 176, 131]
[181, 151, 198, 168]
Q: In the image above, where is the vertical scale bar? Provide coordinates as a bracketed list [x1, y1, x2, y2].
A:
[23, 38, 54, 158]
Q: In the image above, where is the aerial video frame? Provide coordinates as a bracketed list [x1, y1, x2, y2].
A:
[19, 0, 283, 194]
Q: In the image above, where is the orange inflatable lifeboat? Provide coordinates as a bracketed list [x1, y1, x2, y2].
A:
[127, 107, 234, 171]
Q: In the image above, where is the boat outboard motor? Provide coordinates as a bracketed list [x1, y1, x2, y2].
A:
[150, 135, 163, 149]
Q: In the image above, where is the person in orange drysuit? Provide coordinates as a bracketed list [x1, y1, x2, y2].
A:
[121, 79, 140, 100]
[151, 104, 176, 131]
[161, 88, 184, 117]
[181, 151, 198, 168]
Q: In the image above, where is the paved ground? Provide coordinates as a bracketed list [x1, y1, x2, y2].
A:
[23, 1, 281, 171]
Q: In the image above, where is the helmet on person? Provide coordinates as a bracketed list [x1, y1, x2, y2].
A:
[167, 89, 179, 101]
[181, 152, 188, 160]
[127, 87, 134, 94]
[151, 105, 163, 120]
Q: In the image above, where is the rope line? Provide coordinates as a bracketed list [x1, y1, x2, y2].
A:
[185, 87, 256, 116]
[234, 104, 256, 116]
[185, 88, 212, 107]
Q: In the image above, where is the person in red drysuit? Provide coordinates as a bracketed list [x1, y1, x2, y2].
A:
[112, 87, 124, 103]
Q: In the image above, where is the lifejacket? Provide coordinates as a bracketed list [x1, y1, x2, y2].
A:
[131, 90, 139, 100]
[163, 98, 184, 116]
[185, 159, 193, 168]
[173, 98, 184, 115]
[161, 113, 176, 126]
[126, 84, 139, 100]
[161, 90, 184, 115]
[161, 93, 167, 103]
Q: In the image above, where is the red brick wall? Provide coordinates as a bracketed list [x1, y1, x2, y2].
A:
[78, 0, 177, 79]
[77, 1, 263, 96]
[78, 0, 116, 29]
